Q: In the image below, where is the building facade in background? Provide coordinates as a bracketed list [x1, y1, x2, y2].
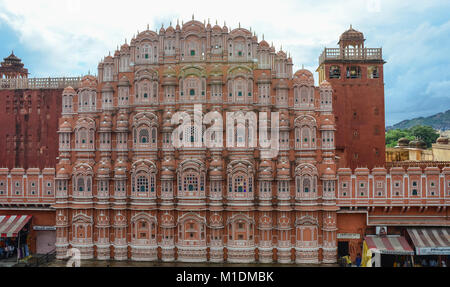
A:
[0, 53, 79, 255]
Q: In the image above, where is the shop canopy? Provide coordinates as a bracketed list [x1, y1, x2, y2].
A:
[0, 215, 32, 238]
[407, 228, 450, 255]
[364, 235, 414, 255]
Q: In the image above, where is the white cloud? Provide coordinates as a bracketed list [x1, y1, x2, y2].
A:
[0, 0, 387, 77]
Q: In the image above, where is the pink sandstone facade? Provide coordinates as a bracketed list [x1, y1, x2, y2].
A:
[53, 19, 340, 263]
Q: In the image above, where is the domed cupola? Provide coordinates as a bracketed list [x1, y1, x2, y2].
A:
[436, 136, 449, 145]
[397, 137, 410, 147]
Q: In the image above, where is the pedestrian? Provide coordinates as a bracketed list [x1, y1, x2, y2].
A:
[421, 258, 428, 267]
[355, 253, 362, 267]
[343, 254, 352, 267]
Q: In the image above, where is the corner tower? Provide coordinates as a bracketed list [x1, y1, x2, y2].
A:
[317, 26, 386, 170]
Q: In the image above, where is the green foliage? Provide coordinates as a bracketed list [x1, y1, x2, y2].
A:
[385, 129, 414, 148]
[409, 125, 440, 148]
[385, 125, 440, 148]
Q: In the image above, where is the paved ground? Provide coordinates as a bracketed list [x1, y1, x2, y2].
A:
[0, 257, 18, 267]
[44, 259, 338, 268]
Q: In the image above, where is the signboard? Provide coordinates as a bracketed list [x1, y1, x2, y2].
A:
[416, 247, 450, 256]
[337, 233, 360, 239]
[376, 226, 387, 236]
[33, 226, 56, 231]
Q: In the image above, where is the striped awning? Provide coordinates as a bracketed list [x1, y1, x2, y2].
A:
[407, 228, 450, 255]
[0, 215, 32, 238]
[364, 235, 414, 255]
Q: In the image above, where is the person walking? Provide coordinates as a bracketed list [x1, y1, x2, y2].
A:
[355, 253, 362, 267]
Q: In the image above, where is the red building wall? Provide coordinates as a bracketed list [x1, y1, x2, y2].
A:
[0, 89, 62, 170]
[324, 63, 385, 170]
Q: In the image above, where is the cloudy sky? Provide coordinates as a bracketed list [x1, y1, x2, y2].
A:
[0, 0, 449, 126]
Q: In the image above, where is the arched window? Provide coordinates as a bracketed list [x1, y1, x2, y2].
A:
[77, 178, 84, 192]
[295, 116, 317, 150]
[177, 161, 206, 198]
[131, 162, 157, 197]
[137, 176, 148, 192]
[295, 164, 318, 200]
[329, 66, 340, 78]
[177, 215, 206, 246]
[139, 129, 149, 144]
[346, 66, 361, 79]
[303, 178, 310, 193]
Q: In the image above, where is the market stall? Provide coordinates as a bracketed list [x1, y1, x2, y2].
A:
[362, 235, 414, 267]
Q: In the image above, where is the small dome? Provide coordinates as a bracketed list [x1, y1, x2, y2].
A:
[259, 40, 269, 48]
[80, 75, 97, 88]
[409, 139, 426, 149]
[294, 69, 314, 86]
[260, 160, 272, 168]
[120, 43, 129, 51]
[63, 86, 76, 94]
[340, 25, 364, 42]
[212, 24, 222, 33]
[166, 25, 175, 34]
[436, 136, 449, 145]
[161, 168, 174, 178]
[59, 120, 72, 132]
[277, 50, 287, 58]
[100, 117, 113, 129]
[118, 76, 130, 87]
[104, 55, 114, 62]
[209, 169, 222, 177]
[398, 137, 410, 147]
[97, 162, 111, 176]
[101, 82, 114, 92]
[116, 113, 129, 129]
[56, 167, 70, 178]
[161, 157, 175, 168]
[320, 80, 332, 89]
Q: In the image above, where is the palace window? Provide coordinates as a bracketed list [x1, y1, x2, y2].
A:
[329, 65, 340, 79]
[346, 66, 361, 79]
[139, 129, 149, 143]
[137, 176, 149, 192]
[368, 66, 379, 79]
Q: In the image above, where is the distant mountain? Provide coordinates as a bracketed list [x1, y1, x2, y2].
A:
[387, 110, 450, 131]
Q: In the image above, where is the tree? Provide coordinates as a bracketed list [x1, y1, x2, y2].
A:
[385, 125, 440, 148]
[385, 129, 414, 148]
[409, 125, 440, 148]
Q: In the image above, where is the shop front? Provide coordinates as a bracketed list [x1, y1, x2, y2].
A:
[0, 215, 32, 261]
[406, 228, 450, 267]
[363, 235, 415, 267]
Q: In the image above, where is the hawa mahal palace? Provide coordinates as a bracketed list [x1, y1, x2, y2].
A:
[0, 18, 448, 264]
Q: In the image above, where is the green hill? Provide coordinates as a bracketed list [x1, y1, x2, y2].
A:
[388, 110, 450, 131]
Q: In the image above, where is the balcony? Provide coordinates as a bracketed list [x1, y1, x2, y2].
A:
[319, 48, 383, 65]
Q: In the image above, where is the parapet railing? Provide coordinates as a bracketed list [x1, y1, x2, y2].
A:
[386, 161, 450, 170]
[0, 77, 81, 90]
[319, 48, 383, 65]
